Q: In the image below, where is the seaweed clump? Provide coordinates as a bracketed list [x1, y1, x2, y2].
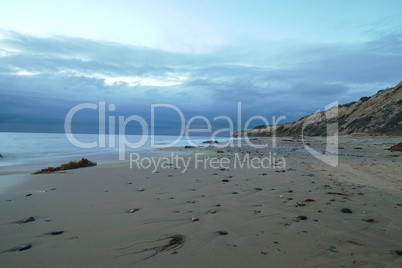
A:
[387, 142, 402, 152]
[32, 158, 97, 174]
[115, 234, 185, 260]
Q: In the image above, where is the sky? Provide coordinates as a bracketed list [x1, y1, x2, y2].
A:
[0, 0, 401, 135]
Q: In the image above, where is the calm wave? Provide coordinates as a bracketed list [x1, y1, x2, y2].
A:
[0, 132, 234, 171]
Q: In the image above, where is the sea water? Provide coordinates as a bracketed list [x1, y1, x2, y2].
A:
[0, 132, 234, 172]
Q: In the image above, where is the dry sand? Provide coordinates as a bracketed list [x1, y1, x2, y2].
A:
[0, 137, 401, 267]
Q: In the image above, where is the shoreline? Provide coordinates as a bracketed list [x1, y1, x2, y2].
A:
[0, 136, 401, 267]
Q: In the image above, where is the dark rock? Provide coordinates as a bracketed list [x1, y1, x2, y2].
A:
[362, 218, 374, 222]
[19, 243, 32, 251]
[328, 246, 337, 252]
[51, 231, 64, 235]
[288, 190, 293, 193]
[395, 250, 402, 256]
[217, 230, 228, 235]
[0, 153, 3, 158]
[232, 191, 238, 194]
[340, 208, 353, 214]
[184, 145, 196, 149]
[255, 188, 263, 191]
[217, 150, 224, 153]
[222, 179, 229, 182]
[22, 217, 35, 223]
[25, 194, 32, 197]
[298, 216, 308, 220]
[203, 140, 219, 144]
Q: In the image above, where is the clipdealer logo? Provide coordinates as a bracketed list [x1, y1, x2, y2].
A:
[63, 101, 339, 167]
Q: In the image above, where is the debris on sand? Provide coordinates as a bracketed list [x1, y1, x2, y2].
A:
[346, 240, 365, 247]
[19, 216, 35, 224]
[387, 142, 402, 152]
[32, 158, 97, 174]
[327, 192, 351, 196]
[340, 208, 353, 214]
[50, 231, 64, 235]
[114, 234, 185, 260]
[19, 243, 32, 251]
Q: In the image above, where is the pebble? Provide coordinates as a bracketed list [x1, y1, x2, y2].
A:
[191, 217, 199, 222]
[128, 209, 140, 213]
[232, 192, 238, 194]
[298, 216, 308, 220]
[362, 218, 374, 222]
[255, 188, 263, 191]
[217, 230, 228, 235]
[340, 208, 353, 214]
[328, 246, 338, 253]
[222, 179, 229, 182]
[396, 250, 402, 256]
[19, 243, 32, 251]
[330, 199, 336, 202]
[138, 188, 145, 192]
[25, 194, 32, 197]
[22, 217, 35, 223]
[51, 231, 64, 235]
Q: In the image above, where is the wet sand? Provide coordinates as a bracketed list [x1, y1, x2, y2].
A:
[0, 137, 401, 267]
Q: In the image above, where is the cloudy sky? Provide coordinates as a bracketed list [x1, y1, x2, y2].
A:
[1, 0, 401, 135]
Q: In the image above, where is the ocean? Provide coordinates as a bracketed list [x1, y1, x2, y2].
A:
[0, 132, 234, 172]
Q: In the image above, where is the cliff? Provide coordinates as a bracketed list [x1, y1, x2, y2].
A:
[233, 81, 402, 137]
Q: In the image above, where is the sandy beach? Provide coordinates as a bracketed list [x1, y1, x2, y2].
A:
[0, 136, 401, 267]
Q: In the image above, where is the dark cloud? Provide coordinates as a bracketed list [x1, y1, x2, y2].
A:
[0, 30, 401, 134]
